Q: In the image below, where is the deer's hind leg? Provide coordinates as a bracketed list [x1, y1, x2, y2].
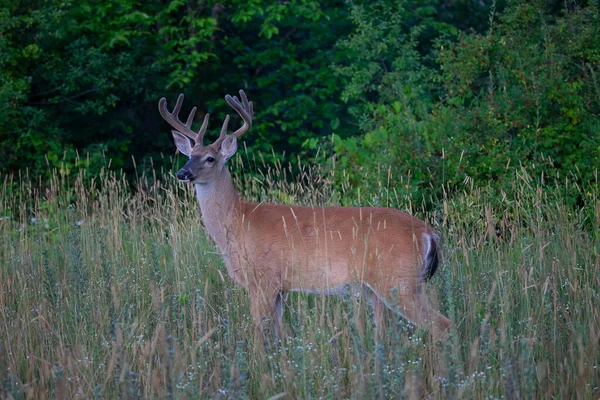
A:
[372, 278, 450, 341]
[273, 292, 287, 342]
[363, 284, 388, 339]
[394, 283, 450, 340]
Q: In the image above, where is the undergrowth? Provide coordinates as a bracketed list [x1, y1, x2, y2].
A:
[0, 157, 599, 399]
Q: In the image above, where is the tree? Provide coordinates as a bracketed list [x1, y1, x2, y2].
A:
[332, 0, 600, 204]
[0, 0, 355, 178]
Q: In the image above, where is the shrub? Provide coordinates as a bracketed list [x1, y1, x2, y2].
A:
[332, 0, 600, 206]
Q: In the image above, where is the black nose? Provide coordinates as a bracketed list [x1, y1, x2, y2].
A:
[176, 169, 194, 181]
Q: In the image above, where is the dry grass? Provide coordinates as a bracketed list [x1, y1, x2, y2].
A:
[0, 157, 599, 399]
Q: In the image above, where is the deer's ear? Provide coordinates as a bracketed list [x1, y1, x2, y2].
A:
[219, 135, 238, 162]
[172, 130, 193, 157]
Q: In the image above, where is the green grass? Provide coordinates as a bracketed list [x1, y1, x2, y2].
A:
[0, 160, 599, 399]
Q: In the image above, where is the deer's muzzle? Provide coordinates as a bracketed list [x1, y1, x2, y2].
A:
[176, 168, 194, 182]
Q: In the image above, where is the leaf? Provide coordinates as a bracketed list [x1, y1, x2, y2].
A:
[330, 117, 340, 130]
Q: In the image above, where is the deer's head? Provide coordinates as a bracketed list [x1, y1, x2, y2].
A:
[158, 91, 253, 185]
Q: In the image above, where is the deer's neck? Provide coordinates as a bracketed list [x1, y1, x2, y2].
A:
[194, 168, 242, 254]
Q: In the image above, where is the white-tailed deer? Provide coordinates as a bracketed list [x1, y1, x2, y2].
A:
[159, 90, 451, 340]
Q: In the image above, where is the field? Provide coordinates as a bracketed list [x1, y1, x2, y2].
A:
[1, 157, 599, 399]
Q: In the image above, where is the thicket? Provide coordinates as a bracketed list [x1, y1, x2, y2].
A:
[2, 0, 599, 204]
[1, 0, 353, 175]
[3, 0, 494, 174]
[329, 0, 600, 204]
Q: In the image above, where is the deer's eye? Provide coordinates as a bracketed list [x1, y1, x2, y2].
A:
[206, 157, 215, 163]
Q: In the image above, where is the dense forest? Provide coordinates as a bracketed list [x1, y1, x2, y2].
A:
[2, 0, 599, 201]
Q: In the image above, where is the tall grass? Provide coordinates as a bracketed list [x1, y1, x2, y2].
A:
[0, 157, 599, 399]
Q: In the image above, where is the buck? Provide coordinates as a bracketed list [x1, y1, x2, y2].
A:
[159, 90, 451, 340]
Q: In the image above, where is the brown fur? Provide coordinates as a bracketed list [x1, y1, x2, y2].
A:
[160, 91, 451, 340]
[239, 201, 450, 337]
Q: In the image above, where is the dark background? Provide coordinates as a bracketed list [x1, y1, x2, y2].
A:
[2, 0, 599, 201]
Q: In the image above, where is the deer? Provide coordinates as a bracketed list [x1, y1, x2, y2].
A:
[158, 90, 451, 341]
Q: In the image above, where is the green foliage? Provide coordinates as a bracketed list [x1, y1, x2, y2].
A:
[0, 0, 356, 178]
[225, 0, 354, 157]
[3, 0, 598, 211]
[330, 0, 455, 200]
[0, 0, 160, 176]
[332, 0, 600, 205]
[435, 0, 600, 188]
[0, 0, 504, 181]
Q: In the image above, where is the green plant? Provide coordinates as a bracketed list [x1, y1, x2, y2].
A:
[332, 0, 600, 207]
[1, 155, 598, 398]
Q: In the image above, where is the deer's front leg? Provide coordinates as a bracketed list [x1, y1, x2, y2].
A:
[248, 284, 280, 343]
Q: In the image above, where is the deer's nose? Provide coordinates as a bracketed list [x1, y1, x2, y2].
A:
[177, 169, 194, 182]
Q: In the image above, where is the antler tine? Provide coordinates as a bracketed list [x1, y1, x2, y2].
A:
[158, 94, 207, 142]
[185, 106, 197, 127]
[172, 93, 183, 116]
[220, 115, 230, 138]
[225, 90, 253, 138]
[211, 114, 231, 148]
[197, 113, 210, 144]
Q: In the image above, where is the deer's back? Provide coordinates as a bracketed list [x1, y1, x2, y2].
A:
[231, 202, 434, 291]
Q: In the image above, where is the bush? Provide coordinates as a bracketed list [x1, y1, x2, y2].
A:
[332, 0, 600, 206]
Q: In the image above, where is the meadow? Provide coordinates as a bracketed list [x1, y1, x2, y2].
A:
[1, 155, 599, 399]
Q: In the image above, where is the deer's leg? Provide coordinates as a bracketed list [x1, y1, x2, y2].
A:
[273, 292, 287, 342]
[380, 281, 451, 341]
[413, 284, 451, 339]
[363, 285, 387, 339]
[248, 283, 281, 341]
[400, 293, 450, 341]
[249, 291, 276, 329]
[423, 300, 451, 339]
